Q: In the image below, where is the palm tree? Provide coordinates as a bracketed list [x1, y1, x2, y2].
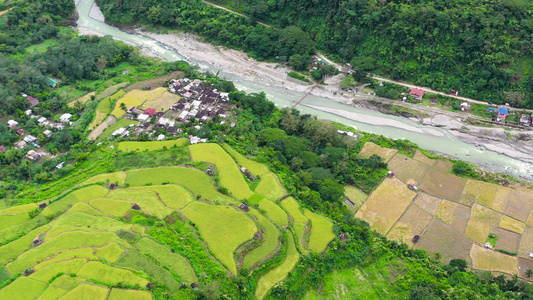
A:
[434, 252, 441, 261]
[120, 102, 127, 111]
[526, 269, 533, 278]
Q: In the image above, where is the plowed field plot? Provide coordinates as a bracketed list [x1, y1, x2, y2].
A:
[465, 219, 490, 243]
[356, 178, 416, 234]
[471, 204, 502, 226]
[470, 245, 519, 275]
[499, 216, 526, 234]
[519, 227, 533, 257]
[420, 168, 467, 202]
[461, 180, 497, 207]
[503, 189, 533, 222]
[413, 193, 441, 215]
[518, 257, 533, 279]
[415, 218, 473, 263]
[433, 160, 453, 173]
[491, 226, 520, 253]
[387, 204, 432, 246]
[359, 142, 397, 162]
[413, 149, 436, 166]
[387, 154, 429, 185]
[449, 204, 471, 233]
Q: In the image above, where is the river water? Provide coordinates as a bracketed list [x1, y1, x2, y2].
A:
[76, 0, 533, 179]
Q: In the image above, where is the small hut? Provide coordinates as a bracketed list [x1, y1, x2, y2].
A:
[239, 203, 250, 212]
[206, 168, 214, 176]
[24, 268, 34, 276]
[146, 283, 154, 290]
[191, 283, 198, 290]
[408, 184, 418, 191]
[412, 235, 420, 243]
[254, 233, 262, 240]
[109, 183, 117, 190]
[387, 171, 395, 178]
[340, 233, 348, 242]
[132, 203, 141, 210]
[32, 238, 42, 246]
[38, 203, 47, 209]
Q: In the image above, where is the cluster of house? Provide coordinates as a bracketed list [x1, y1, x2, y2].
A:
[109, 78, 234, 143]
[520, 113, 533, 126]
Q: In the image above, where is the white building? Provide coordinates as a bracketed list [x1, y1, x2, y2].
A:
[178, 111, 189, 120]
[158, 117, 170, 126]
[23, 135, 37, 143]
[137, 114, 150, 122]
[38, 117, 47, 125]
[43, 130, 53, 138]
[157, 134, 165, 141]
[7, 120, 18, 127]
[112, 127, 126, 136]
[59, 113, 72, 123]
[25, 109, 32, 116]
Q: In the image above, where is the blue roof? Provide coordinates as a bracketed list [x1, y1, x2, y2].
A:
[498, 107, 508, 114]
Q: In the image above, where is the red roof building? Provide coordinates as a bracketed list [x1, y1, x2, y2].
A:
[410, 88, 425, 100]
[27, 96, 39, 106]
[0, 145, 5, 153]
[144, 108, 156, 117]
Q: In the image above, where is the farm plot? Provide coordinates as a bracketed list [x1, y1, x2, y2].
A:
[42, 185, 109, 217]
[464, 219, 490, 243]
[189, 143, 253, 200]
[415, 218, 473, 263]
[0, 225, 50, 265]
[461, 180, 497, 207]
[95, 82, 129, 101]
[503, 188, 533, 222]
[518, 258, 533, 279]
[292, 222, 308, 255]
[0, 277, 47, 300]
[50, 212, 133, 233]
[413, 193, 441, 215]
[433, 160, 453, 173]
[111, 96, 144, 118]
[36, 248, 97, 269]
[89, 198, 131, 217]
[68, 203, 104, 216]
[181, 202, 256, 274]
[126, 167, 234, 204]
[448, 204, 471, 233]
[304, 209, 335, 253]
[222, 144, 269, 176]
[499, 216, 526, 234]
[492, 187, 511, 213]
[89, 89, 127, 130]
[82, 171, 127, 186]
[135, 237, 197, 283]
[0, 213, 30, 231]
[243, 210, 281, 269]
[37, 275, 84, 300]
[519, 227, 533, 257]
[359, 142, 397, 162]
[413, 149, 436, 166]
[387, 154, 429, 185]
[107, 189, 173, 219]
[491, 226, 520, 253]
[111, 88, 167, 118]
[140, 91, 181, 111]
[387, 205, 432, 246]
[68, 91, 95, 108]
[61, 283, 109, 300]
[258, 199, 288, 226]
[344, 185, 367, 212]
[281, 197, 307, 224]
[118, 139, 188, 152]
[89, 115, 116, 140]
[0, 203, 38, 215]
[420, 168, 467, 203]
[130, 184, 194, 210]
[97, 119, 138, 141]
[355, 178, 416, 234]
[30, 258, 87, 282]
[471, 204, 502, 226]
[470, 245, 519, 275]
[255, 172, 286, 200]
[96, 242, 124, 262]
[124, 71, 182, 91]
[109, 288, 153, 300]
[78, 261, 149, 286]
[255, 233, 299, 300]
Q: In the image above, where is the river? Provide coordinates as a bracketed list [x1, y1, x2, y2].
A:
[76, 0, 533, 180]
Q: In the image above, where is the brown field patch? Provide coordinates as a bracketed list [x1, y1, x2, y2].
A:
[504, 189, 533, 222]
[491, 226, 520, 253]
[95, 82, 128, 101]
[387, 205, 433, 246]
[492, 187, 511, 213]
[526, 211, 533, 227]
[499, 216, 526, 234]
[449, 204, 471, 233]
[518, 257, 533, 279]
[124, 71, 183, 91]
[461, 180, 497, 207]
[519, 227, 533, 257]
[470, 244, 519, 275]
[420, 168, 467, 202]
[435, 200, 457, 224]
[355, 178, 416, 235]
[414, 193, 441, 215]
[140, 91, 181, 112]
[68, 92, 95, 108]
[415, 218, 473, 263]
[465, 219, 490, 243]
[358, 142, 397, 162]
[433, 160, 453, 173]
[387, 154, 430, 185]
[88, 116, 116, 140]
[413, 149, 436, 166]
[471, 204, 502, 226]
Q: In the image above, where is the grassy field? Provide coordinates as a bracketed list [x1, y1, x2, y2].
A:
[95, 82, 129, 101]
[78, 261, 149, 286]
[97, 119, 138, 141]
[36, 248, 97, 269]
[0, 277, 48, 300]
[255, 172, 286, 200]
[304, 209, 335, 253]
[280, 197, 307, 223]
[189, 143, 253, 200]
[462, 180, 497, 207]
[0, 213, 30, 231]
[118, 139, 188, 152]
[292, 222, 308, 255]
[42, 185, 109, 217]
[181, 202, 256, 274]
[135, 237, 197, 282]
[387, 154, 429, 185]
[222, 144, 269, 176]
[255, 233, 299, 300]
[140, 90, 181, 112]
[126, 167, 234, 204]
[0, 203, 38, 215]
[258, 199, 288, 226]
[82, 171, 127, 186]
[30, 258, 87, 282]
[355, 178, 416, 234]
[420, 168, 467, 203]
[130, 185, 195, 210]
[61, 283, 109, 300]
[107, 189, 173, 218]
[243, 210, 281, 269]
[387, 205, 432, 246]
[499, 216, 526, 234]
[344, 185, 367, 212]
[470, 245, 519, 274]
[359, 142, 397, 162]
[89, 198, 131, 217]
[111, 96, 144, 118]
[68, 91, 95, 108]
[69, 202, 106, 216]
[109, 288, 153, 300]
[96, 242, 124, 262]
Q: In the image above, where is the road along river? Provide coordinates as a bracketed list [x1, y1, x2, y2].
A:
[76, 0, 533, 180]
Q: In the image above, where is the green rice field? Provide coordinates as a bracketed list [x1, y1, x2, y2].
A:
[89, 198, 131, 217]
[107, 189, 173, 218]
[281, 197, 308, 223]
[258, 199, 288, 226]
[118, 139, 188, 152]
[255, 172, 286, 200]
[61, 283, 109, 300]
[95, 242, 124, 262]
[243, 210, 281, 269]
[304, 209, 335, 253]
[82, 171, 127, 186]
[129, 185, 194, 210]
[222, 144, 269, 176]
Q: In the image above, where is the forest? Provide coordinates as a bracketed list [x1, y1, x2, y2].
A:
[99, 0, 533, 107]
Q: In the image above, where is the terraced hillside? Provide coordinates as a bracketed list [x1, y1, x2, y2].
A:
[0, 142, 336, 299]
